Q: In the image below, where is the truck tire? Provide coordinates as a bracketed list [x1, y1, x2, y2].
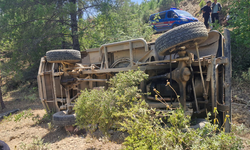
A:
[53, 111, 76, 126]
[46, 49, 81, 63]
[0, 140, 10, 150]
[155, 22, 208, 56]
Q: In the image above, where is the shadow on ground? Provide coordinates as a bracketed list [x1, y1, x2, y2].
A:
[41, 127, 69, 143]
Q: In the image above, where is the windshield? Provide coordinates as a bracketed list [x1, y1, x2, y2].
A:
[175, 10, 193, 17]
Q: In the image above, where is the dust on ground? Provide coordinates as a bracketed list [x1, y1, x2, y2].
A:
[0, 84, 124, 150]
[231, 79, 250, 149]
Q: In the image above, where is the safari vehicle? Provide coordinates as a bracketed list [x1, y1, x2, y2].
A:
[37, 22, 232, 131]
[149, 8, 198, 32]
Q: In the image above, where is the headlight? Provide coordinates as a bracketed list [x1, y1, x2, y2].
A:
[181, 18, 188, 22]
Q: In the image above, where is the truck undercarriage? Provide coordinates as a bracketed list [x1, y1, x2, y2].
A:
[37, 22, 232, 131]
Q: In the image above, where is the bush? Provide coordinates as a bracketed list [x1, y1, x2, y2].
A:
[74, 88, 115, 132]
[117, 102, 243, 150]
[74, 70, 148, 133]
[199, 0, 206, 9]
[75, 69, 243, 149]
[229, 0, 250, 71]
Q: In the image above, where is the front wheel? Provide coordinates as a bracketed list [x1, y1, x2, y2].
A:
[53, 111, 76, 126]
[155, 22, 208, 56]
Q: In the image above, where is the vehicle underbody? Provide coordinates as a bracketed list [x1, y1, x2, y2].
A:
[37, 22, 232, 131]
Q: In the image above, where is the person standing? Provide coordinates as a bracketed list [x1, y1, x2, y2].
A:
[211, 0, 222, 24]
[201, 1, 212, 29]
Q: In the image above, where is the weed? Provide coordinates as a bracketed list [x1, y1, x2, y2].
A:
[42, 111, 53, 121]
[199, 0, 206, 10]
[13, 109, 34, 122]
[32, 87, 38, 92]
[24, 93, 37, 102]
[3, 92, 10, 99]
[19, 136, 50, 150]
[232, 69, 250, 87]
[231, 123, 250, 136]
[32, 114, 41, 124]
[32, 110, 53, 124]
[47, 122, 54, 131]
[3, 113, 12, 121]
[211, 21, 224, 33]
[4, 109, 34, 122]
[241, 68, 250, 82]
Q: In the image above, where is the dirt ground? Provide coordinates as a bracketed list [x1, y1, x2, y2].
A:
[0, 80, 250, 150]
[0, 84, 125, 150]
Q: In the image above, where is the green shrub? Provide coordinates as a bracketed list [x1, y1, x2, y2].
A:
[74, 69, 243, 149]
[74, 70, 148, 133]
[229, 0, 250, 71]
[117, 101, 243, 150]
[116, 100, 165, 149]
[74, 88, 115, 132]
[199, 0, 206, 9]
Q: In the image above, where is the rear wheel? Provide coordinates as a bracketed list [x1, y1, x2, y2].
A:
[46, 49, 81, 63]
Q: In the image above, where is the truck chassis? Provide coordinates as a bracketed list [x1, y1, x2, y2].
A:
[37, 22, 232, 131]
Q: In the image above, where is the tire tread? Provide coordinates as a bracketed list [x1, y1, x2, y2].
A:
[46, 49, 81, 63]
[53, 111, 76, 126]
[155, 22, 208, 55]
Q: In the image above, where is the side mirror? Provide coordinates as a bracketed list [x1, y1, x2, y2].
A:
[173, 15, 178, 18]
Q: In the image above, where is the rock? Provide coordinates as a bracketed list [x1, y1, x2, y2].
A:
[9, 136, 16, 141]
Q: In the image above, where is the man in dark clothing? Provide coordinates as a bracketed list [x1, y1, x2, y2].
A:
[211, 0, 222, 24]
[201, 1, 212, 29]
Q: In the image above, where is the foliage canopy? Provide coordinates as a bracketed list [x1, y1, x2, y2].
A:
[0, 0, 186, 89]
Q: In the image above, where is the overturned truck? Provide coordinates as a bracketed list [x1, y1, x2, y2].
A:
[37, 22, 232, 131]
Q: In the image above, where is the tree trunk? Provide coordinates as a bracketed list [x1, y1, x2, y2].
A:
[58, 0, 66, 49]
[69, 0, 80, 51]
[0, 70, 5, 110]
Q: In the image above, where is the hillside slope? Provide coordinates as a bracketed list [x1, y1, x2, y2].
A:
[179, 0, 203, 21]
